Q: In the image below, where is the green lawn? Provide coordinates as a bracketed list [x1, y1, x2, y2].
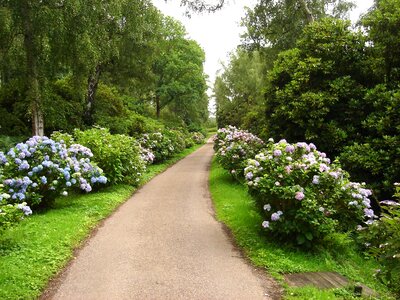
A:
[0, 143, 203, 300]
[209, 157, 394, 299]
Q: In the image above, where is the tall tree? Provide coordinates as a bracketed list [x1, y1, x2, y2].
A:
[152, 17, 208, 125]
[241, 0, 354, 64]
[213, 49, 267, 135]
[362, 0, 400, 83]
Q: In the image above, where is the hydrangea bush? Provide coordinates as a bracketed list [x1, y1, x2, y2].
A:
[0, 184, 32, 233]
[214, 126, 264, 178]
[164, 129, 187, 154]
[73, 128, 146, 186]
[244, 138, 376, 246]
[191, 132, 205, 144]
[0, 136, 106, 208]
[358, 183, 400, 296]
[138, 132, 176, 163]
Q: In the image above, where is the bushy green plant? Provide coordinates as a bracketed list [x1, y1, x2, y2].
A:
[0, 184, 31, 233]
[358, 183, 400, 296]
[214, 126, 264, 178]
[339, 85, 400, 200]
[244, 138, 375, 247]
[0, 135, 24, 152]
[0, 136, 106, 207]
[191, 132, 205, 144]
[138, 129, 183, 163]
[73, 128, 145, 185]
[164, 129, 187, 153]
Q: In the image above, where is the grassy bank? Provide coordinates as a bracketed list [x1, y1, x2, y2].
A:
[0, 143, 203, 300]
[209, 158, 393, 299]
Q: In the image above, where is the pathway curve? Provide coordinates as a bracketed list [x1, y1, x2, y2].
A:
[43, 141, 279, 300]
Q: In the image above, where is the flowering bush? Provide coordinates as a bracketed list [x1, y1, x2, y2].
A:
[191, 132, 205, 144]
[73, 128, 145, 186]
[164, 129, 187, 153]
[139, 146, 155, 165]
[0, 136, 106, 207]
[358, 183, 400, 296]
[244, 138, 376, 246]
[138, 131, 176, 163]
[0, 184, 32, 233]
[214, 126, 264, 177]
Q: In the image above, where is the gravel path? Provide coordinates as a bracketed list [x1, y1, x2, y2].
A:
[43, 141, 280, 300]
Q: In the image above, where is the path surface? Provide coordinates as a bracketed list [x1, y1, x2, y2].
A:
[43, 141, 279, 300]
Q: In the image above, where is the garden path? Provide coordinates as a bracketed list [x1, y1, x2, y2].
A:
[42, 140, 279, 300]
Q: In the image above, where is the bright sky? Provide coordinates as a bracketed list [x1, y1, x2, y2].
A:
[153, 0, 375, 114]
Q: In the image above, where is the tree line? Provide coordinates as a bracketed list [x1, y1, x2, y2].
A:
[0, 0, 209, 137]
[214, 0, 400, 200]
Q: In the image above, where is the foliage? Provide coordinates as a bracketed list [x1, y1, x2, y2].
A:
[138, 131, 177, 163]
[213, 126, 264, 178]
[214, 50, 267, 135]
[153, 17, 208, 125]
[264, 18, 370, 156]
[241, 0, 354, 62]
[362, 0, 400, 83]
[0, 135, 24, 152]
[243, 138, 375, 246]
[0, 0, 209, 136]
[358, 183, 400, 296]
[0, 136, 105, 208]
[191, 132, 205, 144]
[0, 183, 31, 233]
[72, 128, 146, 186]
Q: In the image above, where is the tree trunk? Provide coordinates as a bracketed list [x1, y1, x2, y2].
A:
[22, 2, 44, 136]
[299, 0, 314, 24]
[84, 64, 101, 126]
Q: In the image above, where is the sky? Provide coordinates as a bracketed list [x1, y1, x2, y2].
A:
[153, 0, 375, 113]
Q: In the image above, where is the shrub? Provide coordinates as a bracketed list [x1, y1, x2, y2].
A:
[138, 131, 176, 163]
[139, 146, 155, 165]
[164, 129, 187, 153]
[214, 126, 264, 178]
[0, 136, 106, 207]
[244, 138, 375, 247]
[0, 135, 24, 152]
[358, 183, 400, 296]
[0, 184, 32, 233]
[73, 128, 145, 185]
[191, 132, 205, 144]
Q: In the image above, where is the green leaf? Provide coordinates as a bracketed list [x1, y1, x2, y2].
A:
[297, 234, 306, 245]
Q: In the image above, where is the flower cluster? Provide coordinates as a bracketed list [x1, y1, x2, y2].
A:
[244, 138, 375, 246]
[0, 136, 106, 207]
[138, 131, 176, 163]
[139, 145, 155, 165]
[0, 183, 32, 233]
[191, 132, 205, 144]
[214, 126, 264, 177]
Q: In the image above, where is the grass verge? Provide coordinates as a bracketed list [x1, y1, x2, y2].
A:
[209, 157, 393, 299]
[0, 143, 203, 300]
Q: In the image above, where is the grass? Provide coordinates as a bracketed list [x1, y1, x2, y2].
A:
[209, 158, 394, 299]
[0, 143, 203, 300]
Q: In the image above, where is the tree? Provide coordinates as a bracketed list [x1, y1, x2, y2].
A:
[152, 17, 208, 125]
[264, 18, 370, 154]
[214, 49, 267, 135]
[362, 0, 400, 83]
[241, 0, 354, 64]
